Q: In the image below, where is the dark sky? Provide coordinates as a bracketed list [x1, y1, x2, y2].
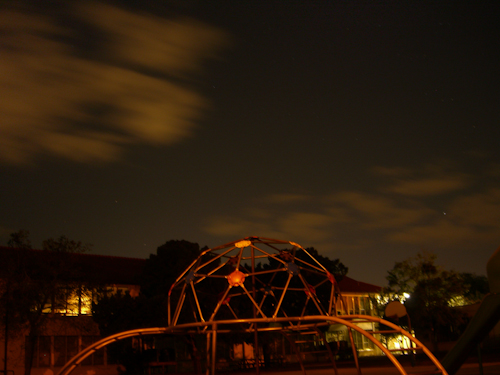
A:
[1, 0, 499, 286]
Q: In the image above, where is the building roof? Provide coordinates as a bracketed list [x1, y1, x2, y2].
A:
[0, 246, 146, 286]
[0, 246, 381, 294]
[337, 275, 382, 294]
[70, 252, 146, 285]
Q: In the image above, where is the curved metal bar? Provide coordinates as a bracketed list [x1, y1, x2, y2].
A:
[341, 315, 448, 375]
[57, 315, 447, 375]
[57, 327, 170, 375]
[347, 327, 361, 375]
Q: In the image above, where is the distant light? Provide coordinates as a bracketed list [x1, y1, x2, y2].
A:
[227, 269, 246, 287]
[403, 293, 410, 299]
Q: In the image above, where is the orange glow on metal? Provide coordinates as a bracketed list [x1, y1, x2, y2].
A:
[327, 271, 336, 284]
[305, 284, 316, 297]
[235, 240, 251, 248]
[227, 269, 245, 286]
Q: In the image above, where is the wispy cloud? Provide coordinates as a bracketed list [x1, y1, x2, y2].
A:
[372, 163, 471, 196]
[450, 188, 500, 231]
[0, 2, 229, 165]
[264, 193, 312, 204]
[328, 192, 436, 229]
[279, 212, 337, 242]
[385, 176, 470, 196]
[203, 163, 500, 254]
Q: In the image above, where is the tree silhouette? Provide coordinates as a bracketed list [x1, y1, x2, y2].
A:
[384, 251, 488, 351]
[1, 230, 91, 375]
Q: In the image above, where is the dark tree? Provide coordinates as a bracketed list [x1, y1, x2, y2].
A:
[384, 251, 488, 351]
[1, 230, 91, 375]
[92, 240, 206, 373]
[93, 240, 205, 332]
[141, 240, 206, 298]
[460, 273, 489, 303]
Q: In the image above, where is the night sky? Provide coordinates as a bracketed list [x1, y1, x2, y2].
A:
[1, 0, 499, 286]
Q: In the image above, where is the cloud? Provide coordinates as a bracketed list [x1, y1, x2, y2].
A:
[370, 166, 411, 177]
[450, 188, 500, 230]
[372, 163, 471, 196]
[83, 2, 224, 74]
[385, 176, 470, 196]
[329, 192, 435, 229]
[203, 216, 286, 241]
[39, 132, 125, 163]
[387, 220, 477, 247]
[203, 163, 500, 255]
[0, 2, 229, 165]
[264, 193, 312, 204]
[279, 212, 336, 242]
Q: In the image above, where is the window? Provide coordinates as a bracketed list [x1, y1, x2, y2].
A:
[81, 336, 104, 365]
[38, 336, 51, 367]
[45, 286, 93, 316]
[26, 336, 51, 368]
[28, 335, 104, 367]
[353, 330, 375, 351]
[54, 336, 79, 366]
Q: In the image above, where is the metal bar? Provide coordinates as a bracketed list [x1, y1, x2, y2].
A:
[194, 247, 236, 283]
[272, 273, 293, 318]
[58, 315, 448, 375]
[169, 257, 201, 290]
[281, 332, 306, 375]
[294, 251, 327, 273]
[240, 282, 267, 318]
[170, 282, 187, 326]
[172, 289, 187, 326]
[189, 282, 205, 322]
[251, 246, 260, 375]
[208, 285, 231, 322]
[298, 273, 327, 316]
[206, 331, 211, 375]
[315, 327, 338, 375]
[329, 278, 335, 315]
[348, 327, 362, 375]
[211, 323, 217, 375]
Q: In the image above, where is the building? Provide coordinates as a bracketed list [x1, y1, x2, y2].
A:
[320, 276, 383, 358]
[0, 246, 389, 375]
[0, 246, 145, 375]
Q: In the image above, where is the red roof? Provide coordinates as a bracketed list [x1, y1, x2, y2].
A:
[337, 275, 382, 294]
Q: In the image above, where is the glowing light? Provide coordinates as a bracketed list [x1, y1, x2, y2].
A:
[227, 269, 246, 286]
[403, 293, 410, 299]
[235, 240, 251, 248]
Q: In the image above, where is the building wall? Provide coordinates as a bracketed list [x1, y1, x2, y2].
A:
[0, 283, 139, 375]
[0, 316, 121, 375]
[323, 292, 384, 357]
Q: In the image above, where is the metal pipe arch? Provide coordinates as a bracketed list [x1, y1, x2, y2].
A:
[57, 315, 447, 375]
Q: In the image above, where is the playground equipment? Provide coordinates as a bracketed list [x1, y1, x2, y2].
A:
[58, 237, 451, 375]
